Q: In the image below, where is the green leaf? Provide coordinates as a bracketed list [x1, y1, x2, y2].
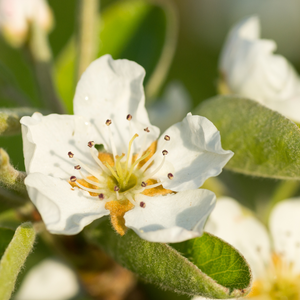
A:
[0, 222, 36, 300]
[85, 219, 251, 298]
[196, 96, 300, 180]
[54, 0, 176, 113]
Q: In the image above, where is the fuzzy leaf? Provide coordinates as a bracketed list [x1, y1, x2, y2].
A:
[85, 219, 251, 298]
[196, 96, 300, 180]
[0, 222, 36, 300]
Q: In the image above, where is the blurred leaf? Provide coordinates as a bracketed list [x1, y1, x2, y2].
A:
[55, 0, 174, 113]
[85, 219, 251, 298]
[0, 209, 20, 230]
[0, 222, 35, 300]
[197, 96, 300, 180]
[0, 227, 14, 258]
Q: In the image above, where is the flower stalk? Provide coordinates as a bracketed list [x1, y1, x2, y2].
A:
[28, 21, 65, 114]
[76, 0, 99, 81]
[0, 148, 26, 194]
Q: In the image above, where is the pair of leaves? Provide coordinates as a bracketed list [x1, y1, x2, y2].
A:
[196, 96, 300, 180]
[86, 219, 251, 298]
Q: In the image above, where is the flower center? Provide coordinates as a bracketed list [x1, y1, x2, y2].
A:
[67, 115, 174, 235]
[248, 254, 300, 300]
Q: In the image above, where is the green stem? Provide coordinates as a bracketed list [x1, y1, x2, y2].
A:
[0, 149, 27, 195]
[145, 0, 178, 100]
[0, 222, 36, 300]
[76, 0, 100, 81]
[28, 21, 66, 114]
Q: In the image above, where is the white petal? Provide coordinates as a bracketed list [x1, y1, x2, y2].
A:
[124, 189, 216, 243]
[205, 197, 271, 279]
[15, 259, 80, 300]
[73, 55, 160, 155]
[147, 81, 192, 132]
[151, 113, 233, 191]
[25, 173, 109, 235]
[21, 113, 99, 178]
[220, 16, 300, 123]
[269, 198, 300, 273]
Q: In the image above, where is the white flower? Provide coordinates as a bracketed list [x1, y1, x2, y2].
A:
[14, 259, 80, 300]
[21, 55, 233, 243]
[0, 0, 53, 47]
[219, 16, 300, 123]
[194, 197, 300, 299]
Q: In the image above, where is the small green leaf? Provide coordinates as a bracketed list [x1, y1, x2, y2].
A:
[85, 219, 251, 298]
[196, 96, 300, 180]
[0, 222, 36, 300]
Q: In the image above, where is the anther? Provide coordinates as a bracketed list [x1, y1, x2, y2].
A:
[68, 151, 74, 158]
[87, 141, 95, 148]
[162, 150, 168, 156]
[98, 193, 104, 200]
[140, 201, 146, 208]
[126, 114, 132, 121]
[106, 119, 112, 126]
[141, 181, 147, 187]
[144, 127, 150, 133]
[167, 173, 174, 180]
[114, 186, 120, 192]
[74, 165, 81, 170]
[164, 135, 170, 141]
[70, 176, 77, 182]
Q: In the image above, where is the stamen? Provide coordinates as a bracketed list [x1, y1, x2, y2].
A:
[168, 173, 174, 180]
[144, 127, 150, 133]
[68, 151, 74, 158]
[74, 165, 81, 170]
[164, 135, 170, 141]
[70, 176, 77, 182]
[115, 153, 125, 182]
[78, 170, 105, 188]
[104, 162, 120, 181]
[140, 151, 159, 172]
[98, 193, 104, 200]
[143, 182, 162, 189]
[140, 201, 146, 208]
[125, 134, 139, 171]
[144, 156, 166, 179]
[73, 157, 103, 181]
[75, 180, 104, 193]
[105, 119, 112, 126]
[124, 150, 151, 185]
[114, 186, 120, 192]
[106, 122, 117, 162]
[126, 114, 132, 121]
[89, 147, 109, 174]
[162, 150, 168, 156]
[126, 193, 136, 205]
[88, 141, 95, 148]
[141, 181, 147, 187]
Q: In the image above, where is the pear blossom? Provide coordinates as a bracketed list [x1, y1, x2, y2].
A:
[21, 55, 233, 243]
[0, 0, 53, 47]
[14, 259, 80, 300]
[193, 197, 300, 299]
[219, 16, 300, 123]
